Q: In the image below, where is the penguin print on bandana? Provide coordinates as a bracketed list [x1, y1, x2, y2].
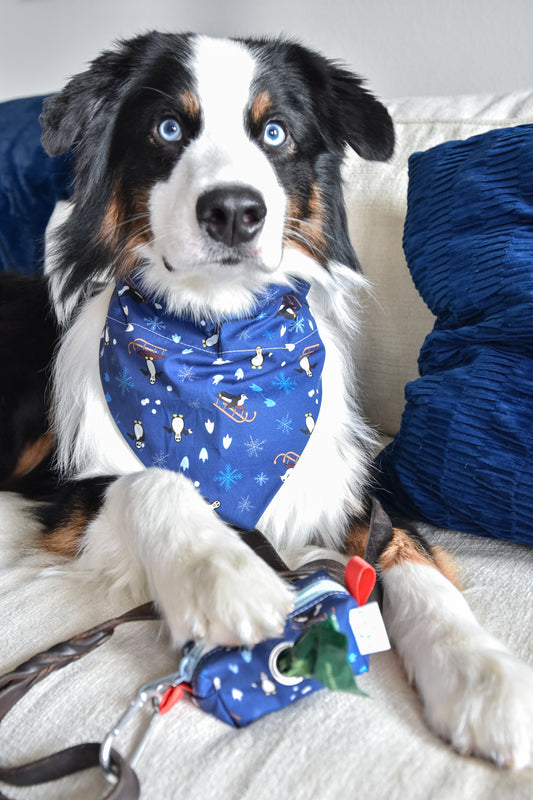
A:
[100, 272, 325, 530]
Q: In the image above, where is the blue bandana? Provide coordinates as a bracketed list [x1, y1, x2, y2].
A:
[100, 276, 325, 530]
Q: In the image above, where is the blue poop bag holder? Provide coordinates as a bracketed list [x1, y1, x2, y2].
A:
[182, 567, 373, 728]
[100, 549, 389, 784]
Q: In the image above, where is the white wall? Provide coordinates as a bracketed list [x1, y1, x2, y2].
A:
[0, 0, 531, 101]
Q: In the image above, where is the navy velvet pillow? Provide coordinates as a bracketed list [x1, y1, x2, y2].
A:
[376, 124, 533, 545]
[0, 95, 72, 274]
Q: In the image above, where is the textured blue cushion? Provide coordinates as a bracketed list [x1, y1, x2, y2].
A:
[0, 95, 72, 274]
[376, 124, 533, 545]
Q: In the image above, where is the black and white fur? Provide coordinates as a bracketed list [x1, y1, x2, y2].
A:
[2, 32, 533, 769]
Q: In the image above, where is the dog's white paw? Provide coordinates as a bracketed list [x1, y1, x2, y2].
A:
[79, 469, 294, 649]
[156, 539, 295, 649]
[384, 563, 533, 769]
[383, 562, 533, 770]
[421, 641, 533, 769]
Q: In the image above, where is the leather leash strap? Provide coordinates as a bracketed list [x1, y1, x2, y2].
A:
[0, 604, 156, 726]
[0, 604, 156, 800]
[0, 503, 392, 798]
[0, 744, 139, 800]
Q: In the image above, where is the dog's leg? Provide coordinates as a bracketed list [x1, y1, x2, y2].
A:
[379, 528, 533, 769]
[74, 468, 294, 648]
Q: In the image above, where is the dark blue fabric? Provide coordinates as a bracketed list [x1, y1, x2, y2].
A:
[100, 274, 326, 530]
[0, 95, 72, 274]
[376, 124, 533, 545]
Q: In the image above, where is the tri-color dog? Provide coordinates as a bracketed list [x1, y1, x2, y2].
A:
[1, 32, 532, 769]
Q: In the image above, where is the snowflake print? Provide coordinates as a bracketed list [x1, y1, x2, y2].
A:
[144, 315, 166, 333]
[237, 327, 251, 341]
[237, 496, 254, 514]
[272, 372, 297, 394]
[177, 365, 197, 383]
[258, 287, 278, 305]
[254, 472, 269, 486]
[214, 464, 243, 492]
[244, 435, 266, 458]
[289, 317, 305, 334]
[276, 412, 293, 434]
[116, 367, 135, 395]
[152, 451, 169, 468]
[263, 329, 275, 340]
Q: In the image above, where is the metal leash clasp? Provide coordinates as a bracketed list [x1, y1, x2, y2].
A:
[99, 642, 204, 782]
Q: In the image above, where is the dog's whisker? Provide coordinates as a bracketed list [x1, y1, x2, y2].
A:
[140, 85, 179, 105]
[110, 224, 181, 271]
[113, 212, 152, 231]
[285, 215, 339, 248]
[283, 223, 327, 262]
[283, 227, 319, 251]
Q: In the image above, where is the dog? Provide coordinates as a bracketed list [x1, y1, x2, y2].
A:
[1, 32, 533, 770]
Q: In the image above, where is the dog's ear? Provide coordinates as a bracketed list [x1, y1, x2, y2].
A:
[41, 80, 98, 157]
[327, 63, 394, 162]
[40, 32, 193, 166]
[281, 41, 394, 162]
[40, 46, 132, 157]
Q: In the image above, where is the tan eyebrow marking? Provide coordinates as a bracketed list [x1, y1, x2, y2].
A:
[180, 89, 201, 119]
[250, 90, 273, 125]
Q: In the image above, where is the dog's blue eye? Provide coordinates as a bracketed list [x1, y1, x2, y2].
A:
[158, 118, 182, 143]
[263, 122, 286, 147]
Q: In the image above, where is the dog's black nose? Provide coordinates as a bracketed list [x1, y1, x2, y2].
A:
[196, 185, 266, 246]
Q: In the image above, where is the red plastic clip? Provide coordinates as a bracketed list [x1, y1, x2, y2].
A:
[158, 682, 193, 715]
[345, 556, 376, 606]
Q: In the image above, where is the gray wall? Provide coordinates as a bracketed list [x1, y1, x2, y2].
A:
[1, 0, 531, 101]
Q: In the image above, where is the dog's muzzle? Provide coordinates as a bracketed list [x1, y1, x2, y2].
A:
[196, 184, 267, 248]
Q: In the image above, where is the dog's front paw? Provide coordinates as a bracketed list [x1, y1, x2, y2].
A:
[383, 563, 533, 770]
[422, 643, 533, 769]
[158, 539, 295, 649]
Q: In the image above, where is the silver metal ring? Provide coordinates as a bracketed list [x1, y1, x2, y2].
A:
[268, 641, 304, 686]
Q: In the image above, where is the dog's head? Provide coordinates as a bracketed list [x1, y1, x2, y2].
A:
[42, 32, 393, 317]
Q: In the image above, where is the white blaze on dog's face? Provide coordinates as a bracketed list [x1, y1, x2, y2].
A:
[148, 37, 287, 294]
[40, 32, 394, 321]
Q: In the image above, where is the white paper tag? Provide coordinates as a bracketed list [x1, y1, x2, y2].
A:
[349, 602, 391, 655]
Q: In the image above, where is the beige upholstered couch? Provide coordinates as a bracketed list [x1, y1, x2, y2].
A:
[1, 90, 533, 799]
